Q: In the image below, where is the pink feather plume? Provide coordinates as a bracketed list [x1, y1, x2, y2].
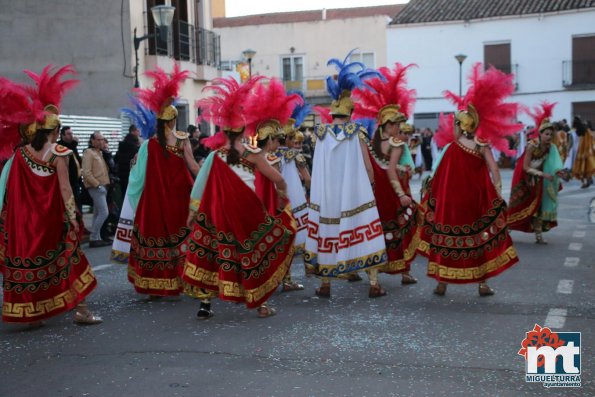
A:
[352, 63, 417, 121]
[134, 63, 189, 114]
[526, 101, 556, 139]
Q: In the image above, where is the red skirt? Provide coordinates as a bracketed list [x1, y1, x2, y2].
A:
[182, 155, 296, 309]
[507, 151, 555, 232]
[128, 139, 193, 296]
[418, 143, 518, 284]
[370, 153, 419, 274]
[1, 148, 96, 323]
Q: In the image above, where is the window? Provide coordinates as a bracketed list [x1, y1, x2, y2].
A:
[349, 52, 375, 69]
[572, 35, 595, 85]
[281, 56, 304, 90]
[573, 102, 595, 129]
[484, 42, 511, 74]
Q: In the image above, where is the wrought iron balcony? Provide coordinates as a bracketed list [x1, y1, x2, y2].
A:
[563, 60, 595, 87]
[147, 18, 221, 68]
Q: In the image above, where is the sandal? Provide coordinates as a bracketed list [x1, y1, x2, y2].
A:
[433, 282, 447, 296]
[535, 233, 548, 245]
[368, 284, 387, 298]
[26, 321, 45, 330]
[257, 304, 277, 318]
[315, 283, 331, 298]
[347, 273, 363, 282]
[478, 283, 495, 297]
[197, 302, 214, 320]
[281, 281, 304, 292]
[401, 273, 418, 285]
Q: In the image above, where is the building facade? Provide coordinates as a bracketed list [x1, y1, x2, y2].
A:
[214, 5, 404, 105]
[0, 0, 221, 132]
[387, 0, 595, 130]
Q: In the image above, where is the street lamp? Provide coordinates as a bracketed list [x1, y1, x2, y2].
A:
[454, 54, 467, 96]
[133, 5, 176, 88]
[242, 49, 256, 78]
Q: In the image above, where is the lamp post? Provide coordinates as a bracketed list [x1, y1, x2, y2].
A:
[454, 54, 467, 96]
[134, 5, 176, 88]
[242, 49, 256, 78]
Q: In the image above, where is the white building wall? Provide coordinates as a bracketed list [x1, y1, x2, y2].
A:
[215, 15, 391, 90]
[387, 9, 595, 126]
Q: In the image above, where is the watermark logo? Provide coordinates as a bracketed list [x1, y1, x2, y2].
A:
[518, 324, 581, 388]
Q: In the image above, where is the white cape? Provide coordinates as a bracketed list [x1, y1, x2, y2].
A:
[304, 123, 387, 278]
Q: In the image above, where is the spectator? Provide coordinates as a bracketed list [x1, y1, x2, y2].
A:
[82, 131, 111, 247]
[101, 137, 120, 240]
[115, 124, 141, 194]
[57, 126, 83, 210]
[421, 128, 434, 171]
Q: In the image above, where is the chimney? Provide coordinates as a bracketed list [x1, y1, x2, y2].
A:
[322, 8, 327, 20]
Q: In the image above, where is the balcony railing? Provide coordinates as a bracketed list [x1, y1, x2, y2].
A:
[563, 60, 595, 87]
[148, 18, 221, 68]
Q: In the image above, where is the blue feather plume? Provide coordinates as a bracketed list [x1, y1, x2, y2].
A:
[326, 49, 382, 100]
[121, 95, 157, 139]
[288, 90, 313, 128]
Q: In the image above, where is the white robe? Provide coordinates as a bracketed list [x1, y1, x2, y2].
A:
[304, 123, 387, 278]
[280, 149, 308, 251]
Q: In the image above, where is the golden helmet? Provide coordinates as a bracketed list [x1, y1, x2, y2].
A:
[330, 89, 354, 117]
[158, 104, 178, 121]
[379, 104, 406, 126]
[256, 119, 282, 141]
[455, 103, 479, 134]
[22, 104, 61, 142]
[399, 122, 414, 135]
[283, 118, 297, 138]
[539, 118, 554, 133]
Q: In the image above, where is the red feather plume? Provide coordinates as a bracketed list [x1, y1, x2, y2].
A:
[526, 101, 556, 139]
[196, 76, 264, 132]
[352, 63, 417, 121]
[243, 78, 303, 139]
[313, 106, 332, 124]
[436, 63, 523, 156]
[23, 64, 79, 112]
[134, 63, 189, 114]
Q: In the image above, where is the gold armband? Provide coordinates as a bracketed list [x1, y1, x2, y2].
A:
[65, 195, 77, 221]
[494, 181, 502, 194]
[278, 189, 288, 199]
[527, 168, 543, 177]
[390, 179, 405, 197]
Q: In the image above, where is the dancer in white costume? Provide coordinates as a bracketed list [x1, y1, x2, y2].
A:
[304, 52, 388, 298]
[111, 97, 155, 262]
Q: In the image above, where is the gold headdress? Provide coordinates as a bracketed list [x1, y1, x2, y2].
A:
[399, 121, 414, 135]
[455, 103, 480, 134]
[378, 104, 407, 126]
[330, 89, 354, 117]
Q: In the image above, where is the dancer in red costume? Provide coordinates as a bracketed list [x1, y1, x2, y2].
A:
[419, 63, 521, 296]
[508, 102, 564, 244]
[127, 64, 199, 299]
[353, 63, 420, 285]
[0, 65, 101, 326]
[182, 77, 298, 319]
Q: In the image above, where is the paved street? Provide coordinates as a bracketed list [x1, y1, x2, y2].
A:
[1, 169, 593, 397]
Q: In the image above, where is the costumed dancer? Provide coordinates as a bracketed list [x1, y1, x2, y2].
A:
[571, 116, 595, 188]
[126, 64, 199, 299]
[508, 102, 564, 244]
[304, 51, 388, 298]
[111, 96, 156, 262]
[352, 63, 420, 285]
[419, 63, 521, 296]
[182, 77, 298, 319]
[275, 93, 313, 292]
[0, 65, 101, 326]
